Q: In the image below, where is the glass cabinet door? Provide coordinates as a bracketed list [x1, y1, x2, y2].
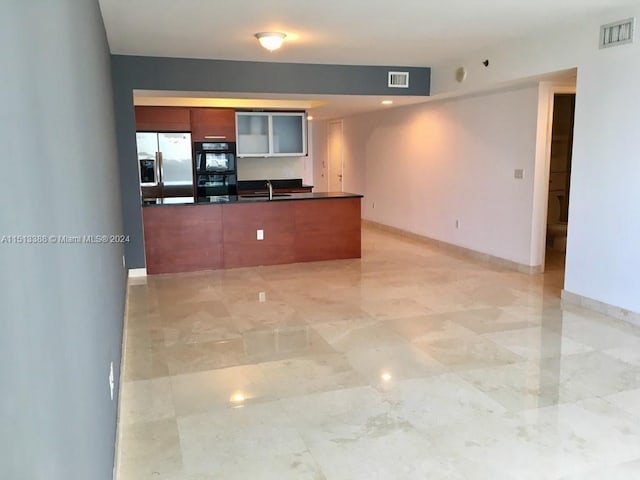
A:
[236, 112, 307, 157]
[236, 113, 270, 155]
[272, 113, 305, 155]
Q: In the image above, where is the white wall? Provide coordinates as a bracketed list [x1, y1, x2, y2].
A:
[339, 85, 540, 266]
[311, 121, 329, 191]
[431, 5, 640, 313]
[236, 130, 314, 186]
[237, 156, 305, 181]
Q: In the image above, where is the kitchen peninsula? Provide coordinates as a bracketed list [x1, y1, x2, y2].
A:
[142, 192, 363, 274]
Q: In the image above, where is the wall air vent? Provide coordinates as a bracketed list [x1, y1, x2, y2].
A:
[388, 71, 409, 88]
[600, 18, 635, 48]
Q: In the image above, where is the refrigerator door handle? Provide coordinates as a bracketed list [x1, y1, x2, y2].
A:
[157, 151, 163, 184]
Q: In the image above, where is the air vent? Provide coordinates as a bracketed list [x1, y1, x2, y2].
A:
[600, 18, 635, 48]
[388, 71, 409, 88]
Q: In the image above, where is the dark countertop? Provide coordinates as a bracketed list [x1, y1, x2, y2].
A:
[142, 192, 363, 206]
[237, 179, 313, 191]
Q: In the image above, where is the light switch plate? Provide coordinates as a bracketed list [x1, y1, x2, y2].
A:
[514, 169, 525, 179]
[257, 229, 264, 240]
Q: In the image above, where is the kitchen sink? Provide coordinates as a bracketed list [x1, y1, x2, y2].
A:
[240, 193, 292, 198]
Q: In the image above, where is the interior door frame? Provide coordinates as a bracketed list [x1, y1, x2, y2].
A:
[533, 81, 576, 273]
[327, 120, 344, 192]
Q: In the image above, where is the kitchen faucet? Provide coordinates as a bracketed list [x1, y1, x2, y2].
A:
[266, 180, 273, 200]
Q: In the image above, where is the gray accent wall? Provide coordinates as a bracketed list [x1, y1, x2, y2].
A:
[0, 1, 125, 479]
[111, 55, 431, 267]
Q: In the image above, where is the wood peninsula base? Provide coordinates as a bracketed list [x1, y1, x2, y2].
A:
[142, 194, 362, 274]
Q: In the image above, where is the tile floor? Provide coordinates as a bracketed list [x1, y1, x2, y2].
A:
[116, 227, 640, 479]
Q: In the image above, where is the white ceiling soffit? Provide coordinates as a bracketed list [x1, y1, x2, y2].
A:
[99, 0, 637, 66]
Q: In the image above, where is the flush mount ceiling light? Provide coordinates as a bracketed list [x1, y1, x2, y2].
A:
[255, 32, 287, 51]
[381, 100, 393, 105]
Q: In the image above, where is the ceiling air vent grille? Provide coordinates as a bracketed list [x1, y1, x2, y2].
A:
[388, 71, 409, 88]
[600, 18, 635, 48]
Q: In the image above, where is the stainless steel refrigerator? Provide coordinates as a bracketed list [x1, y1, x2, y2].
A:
[136, 132, 193, 199]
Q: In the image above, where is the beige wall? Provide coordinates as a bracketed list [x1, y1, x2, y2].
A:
[335, 85, 540, 266]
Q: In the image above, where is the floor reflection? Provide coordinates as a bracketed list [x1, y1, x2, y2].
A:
[117, 228, 640, 480]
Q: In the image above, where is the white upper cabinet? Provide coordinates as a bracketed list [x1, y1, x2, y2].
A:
[236, 112, 307, 157]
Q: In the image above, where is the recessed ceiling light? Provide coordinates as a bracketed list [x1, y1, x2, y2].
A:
[255, 32, 286, 51]
[381, 372, 392, 382]
[381, 100, 393, 105]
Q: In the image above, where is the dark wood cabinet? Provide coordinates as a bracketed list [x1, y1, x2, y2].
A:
[190, 108, 236, 142]
[142, 197, 361, 274]
[134, 106, 191, 131]
[142, 204, 224, 274]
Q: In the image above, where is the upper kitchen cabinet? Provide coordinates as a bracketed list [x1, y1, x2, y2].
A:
[236, 112, 307, 157]
[135, 106, 191, 132]
[190, 108, 236, 142]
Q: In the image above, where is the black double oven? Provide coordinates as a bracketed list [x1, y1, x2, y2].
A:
[194, 142, 237, 197]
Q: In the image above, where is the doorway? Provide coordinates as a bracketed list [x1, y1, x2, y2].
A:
[327, 120, 344, 192]
[545, 93, 575, 276]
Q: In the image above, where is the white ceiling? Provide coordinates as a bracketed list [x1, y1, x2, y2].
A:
[99, 0, 628, 119]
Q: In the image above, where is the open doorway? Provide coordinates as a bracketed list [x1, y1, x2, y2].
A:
[545, 93, 575, 274]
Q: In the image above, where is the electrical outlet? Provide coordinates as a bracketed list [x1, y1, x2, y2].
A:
[257, 229, 264, 240]
[109, 361, 115, 401]
[259, 292, 266, 302]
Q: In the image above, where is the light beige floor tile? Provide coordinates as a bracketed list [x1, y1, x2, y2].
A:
[458, 361, 592, 412]
[381, 374, 506, 429]
[414, 335, 524, 371]
[119, 377, 175, 426]
[482, 325, 593, 359]
[447, 306, 538, 334]
[163, 337, 249, 374]
[602, 345, 640, 367]
[344, 343, 445, 385]
[258, 352, 365, 398]
[177, 403, 324, 479]
[122, 344, 169, 381]
[558, 458, 640, 479]
[241, 325, 335, 362]
[117, 418, 182, 480]
[359, 296, 433, 320]
[161, 310, 240, 346]
[427, 398, 640, 480]
[170, 364, 274, 417]
[313, 321, 409, 353]
[117, 228, 640, 479]
[603, 387, 640, 419]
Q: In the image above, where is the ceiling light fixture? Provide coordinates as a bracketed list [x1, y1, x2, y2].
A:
[381, 100, 393, 105]
[255, 32, 287, 51]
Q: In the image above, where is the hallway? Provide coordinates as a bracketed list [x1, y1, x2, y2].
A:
[116, 226, 640, 479]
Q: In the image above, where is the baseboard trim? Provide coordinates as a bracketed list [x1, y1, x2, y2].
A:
[561, 289, 640, 327]
[362, 219, 543, 274]
[128, 268, 147, 278]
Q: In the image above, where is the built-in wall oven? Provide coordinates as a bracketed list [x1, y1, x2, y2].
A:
[194, 142, 237, 196]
